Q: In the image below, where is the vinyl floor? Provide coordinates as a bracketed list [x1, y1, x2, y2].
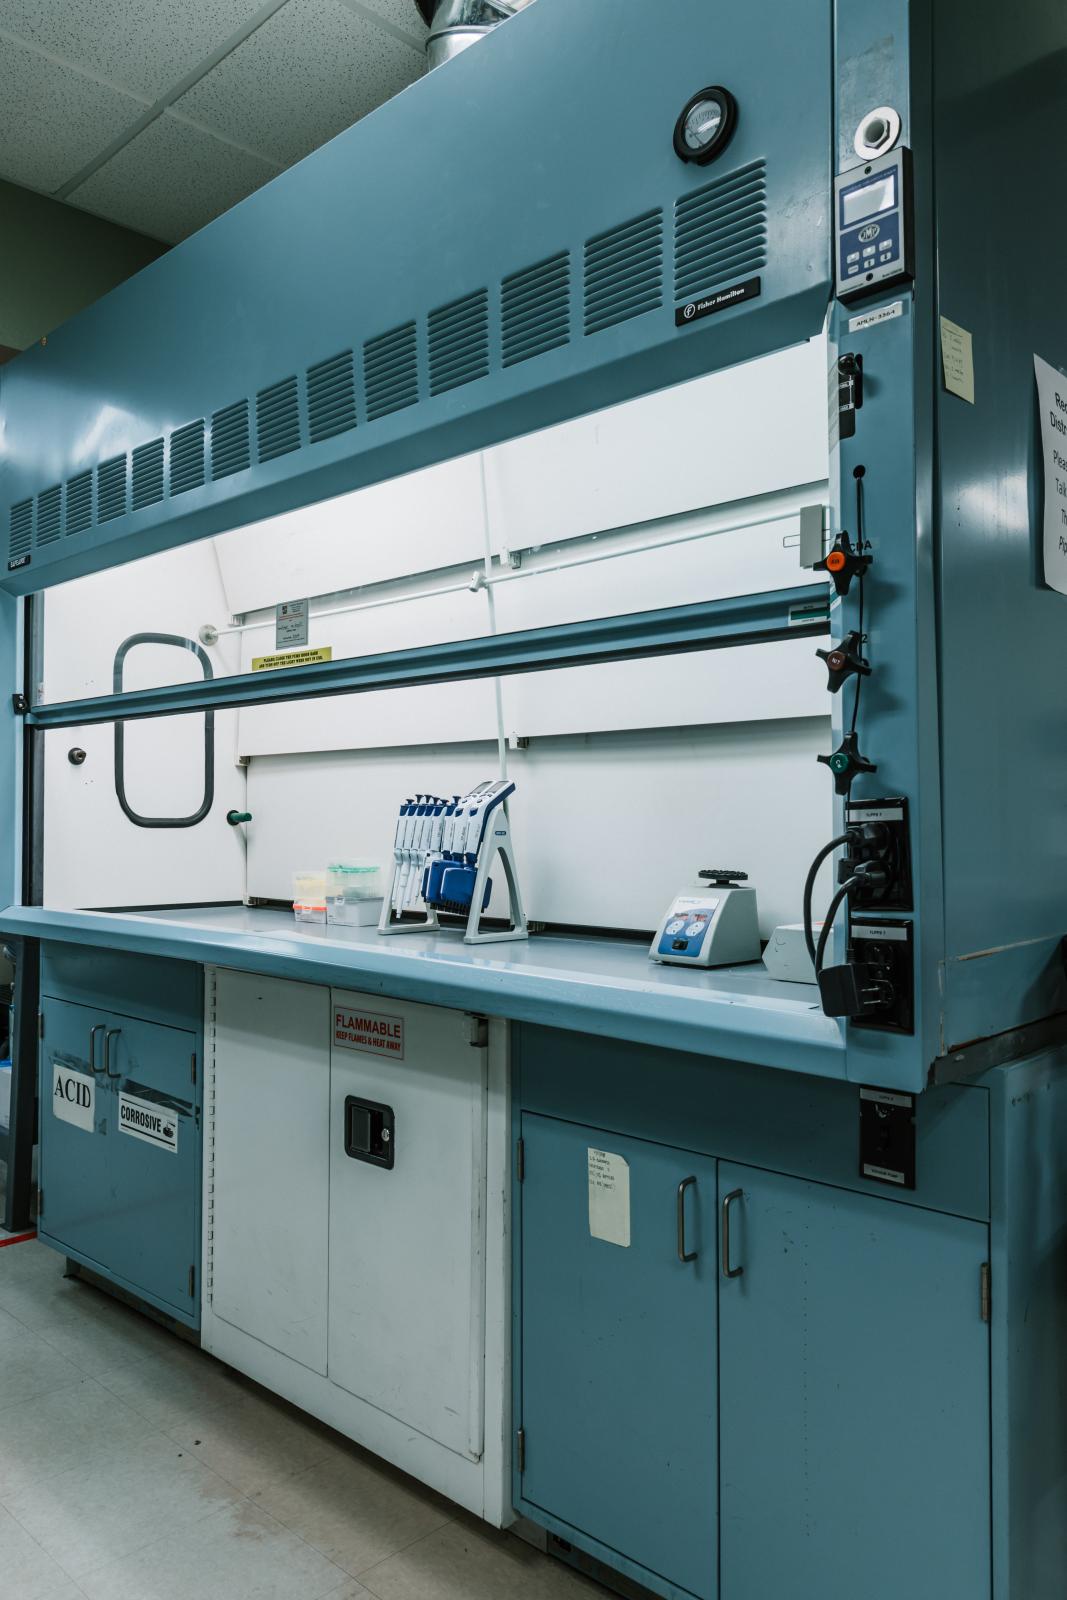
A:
[0, 1238, 610, 1600]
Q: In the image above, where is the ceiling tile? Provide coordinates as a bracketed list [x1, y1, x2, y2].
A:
[173, 0, 425, 168]
[65, 110, 280, 243]
[343, 0, 428, 44]
[0, 34, 144, 192]
[0, 0, 275, 100]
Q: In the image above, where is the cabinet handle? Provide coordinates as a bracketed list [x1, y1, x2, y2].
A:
[88, 1024, 106, 1074]
[722, 1188, 744, 1279]
[104, 1029, 122, 1079]
[677, 1176, 698, 1263]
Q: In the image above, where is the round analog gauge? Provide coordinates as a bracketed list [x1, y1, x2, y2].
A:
[673, 87, 737, 165]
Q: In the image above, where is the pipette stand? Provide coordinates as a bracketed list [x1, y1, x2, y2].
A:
[378, 805, 527, 944]
[463, 804, 527, 945]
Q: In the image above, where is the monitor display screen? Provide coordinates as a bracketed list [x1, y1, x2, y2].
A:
[843, 172, 896, 228]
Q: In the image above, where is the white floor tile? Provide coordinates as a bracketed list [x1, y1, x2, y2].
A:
[0, 1376, 153, 1499]
[97, 1338, 252, 1429]
[359, 1518, 605, 1600]
[35, 1294, 177, 1378]
[251, 1443, 454, 1577]
[0, 1321, 91, 1413]
[77, 1499, 347, 1600]
[0, 1503, 73, 1600]
[165, 1386, 339, 1495]
[0, 1256, 102, 1329]
[3, 1428, 241, 1579]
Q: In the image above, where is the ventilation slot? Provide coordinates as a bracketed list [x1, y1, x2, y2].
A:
[364, 323, 418, 421]
[35, 486, 62, 547]
[307, 351, 357, 443]
[97, 455, 127, 523]
[256, 377, 301, 463]
[428, 290, 489, 396]
[66, 471, 92, 535]
[212, 401, 250, 479]
[131, 439, 165, 510]
[9, 499, 33, 563]
[674, 160, 768, 304]
[501, 252, 570, 367]
[584, 209, 663, 336]
[170, 421, 205, 496]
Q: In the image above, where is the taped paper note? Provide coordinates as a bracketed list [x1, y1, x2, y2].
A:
[1035, 354, 1067, 596]
[940, 317, 974, 404]
[588, 1148, 630, 1247]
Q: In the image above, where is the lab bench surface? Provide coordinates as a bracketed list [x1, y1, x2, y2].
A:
[0, 903, 845, 1080]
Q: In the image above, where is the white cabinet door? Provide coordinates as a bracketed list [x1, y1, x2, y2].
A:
[210, 971, 331, 1373]
[329, 992, 487, 1459]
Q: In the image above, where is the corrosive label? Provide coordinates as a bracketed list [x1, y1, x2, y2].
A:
[52, 1063, 94, 1133]
[588, 1148, 630, 1248]
[334, 1009, 404, 1059]
[118, 1092, 179, 1153]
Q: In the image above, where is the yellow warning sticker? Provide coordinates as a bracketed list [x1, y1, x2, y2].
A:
[251, 646, 333, 673]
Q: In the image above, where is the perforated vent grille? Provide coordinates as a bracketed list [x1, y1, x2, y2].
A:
[674, 160, 767, 304]
[428, 290, 489, 397]
[212, 401, 250, 480]
[307, 351, 357, 443]
[132, 439, 165, 510]
[257, 377, 301, 463]
[96, 455, 127, 523]
[36, 486, 62, 546]
[9, 499, 32, 562]
[501, 252, 570, 367]
[170, 421, 205, 496]
[584, 209, 663, 335]
[364, 323, 418, 421]
[66, 472, 92, 535]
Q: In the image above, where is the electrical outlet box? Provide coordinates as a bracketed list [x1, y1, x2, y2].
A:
[845, 796, 913, 910]
[848, 918, 914, 1033]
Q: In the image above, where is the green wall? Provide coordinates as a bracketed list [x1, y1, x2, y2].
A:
[0, 179, 166, 352]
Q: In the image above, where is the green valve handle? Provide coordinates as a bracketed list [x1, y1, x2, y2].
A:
[226, 810, 253, 825]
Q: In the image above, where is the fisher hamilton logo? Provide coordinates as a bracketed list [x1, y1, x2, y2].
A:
[858, 223, 880, 243]
[676, 275, 761, 328]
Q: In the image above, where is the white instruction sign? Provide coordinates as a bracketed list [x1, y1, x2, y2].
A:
[1035, 354, 1067, 595]
[588, 1148, 630, 1248]
[334, 1007, 405, 1059]
[118, 1092, 179, 1153]
[52, 1063, 95, 1133]
[939, 316, 975, 404]
[275, 598, 308, 650]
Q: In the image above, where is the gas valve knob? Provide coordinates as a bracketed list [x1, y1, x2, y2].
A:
[817, 731, 877, 796]
[814, 530, 871, 597]
[816, 631, 871, 694]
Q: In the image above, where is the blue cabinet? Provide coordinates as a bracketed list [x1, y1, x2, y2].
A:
[517, 1118, 992, 1600]
[717, 1163, 990, 1600]
[519, 1113, 718, 1600]
[39, 984, 201, 1326]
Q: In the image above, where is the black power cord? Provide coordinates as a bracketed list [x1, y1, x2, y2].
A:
[815, 875, 862, 976]
[803, 832, 851, 965]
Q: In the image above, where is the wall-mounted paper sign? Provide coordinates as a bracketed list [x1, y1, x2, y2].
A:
[275, 599, 308, 650]
[1035, 354, 1067, 596]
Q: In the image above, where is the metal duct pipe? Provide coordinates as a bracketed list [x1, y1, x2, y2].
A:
[414, 0, 531, 70]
